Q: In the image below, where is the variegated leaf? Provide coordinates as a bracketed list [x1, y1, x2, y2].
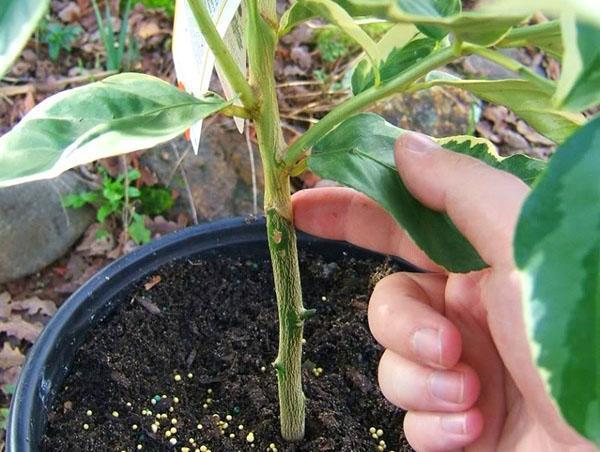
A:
[0, 74, 231, 187]
[515, 115, 600, 445]
[496, 20, 563, 59]
[437, 136, 546, 186]
[308, 113, 546, 272]
[0, 0, 50, 77]
[352, 37, 437, 94]
[555, 15, 600, 111]
[341, 0, 524, 45]
[422, 76, 585, 144]
[483, 0, 600, 28]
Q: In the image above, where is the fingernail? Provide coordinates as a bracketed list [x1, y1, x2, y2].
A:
[441, 413, 467, 434]
[411, 328, 442, 366]
[429, 370, 464, 404]
[399, 132, 439, 154]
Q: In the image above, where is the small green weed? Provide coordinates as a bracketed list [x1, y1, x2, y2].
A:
[40, 21, 83, 61]
[315, 27, 355, 63]
[134, 0, 175, 17]
[92, 0, 139, 71]
[63, 167, 173, 245]
[0, 383, 16, 430]
[0, 407, 8, 430]
[315, 23, 391, 63]
[139, 185, 174, 215]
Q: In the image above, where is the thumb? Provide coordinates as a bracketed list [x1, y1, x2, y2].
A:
[394, 132, 529, 267]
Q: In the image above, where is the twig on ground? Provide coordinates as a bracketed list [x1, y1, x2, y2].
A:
[279, 114, 319, 124]
[120, 155, 130, 237]
[0, 70, 117, 97]
[172, 145, 198, 225]
[277, 80, 324, 89]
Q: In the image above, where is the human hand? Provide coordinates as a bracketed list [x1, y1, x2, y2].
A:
[292, 133, 595, 451]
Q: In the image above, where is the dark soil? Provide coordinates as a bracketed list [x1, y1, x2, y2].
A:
[41, 252, 414, 451]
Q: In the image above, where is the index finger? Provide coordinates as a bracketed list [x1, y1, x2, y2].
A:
[394, 133, 530, 268]
[292, 187, 441, 272]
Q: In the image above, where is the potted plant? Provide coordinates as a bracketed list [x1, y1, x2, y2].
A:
[0, 0, 598, 449]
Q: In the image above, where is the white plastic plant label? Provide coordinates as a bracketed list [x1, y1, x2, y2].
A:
[216, 5, 247, 134]
[173, 0, 243, 153]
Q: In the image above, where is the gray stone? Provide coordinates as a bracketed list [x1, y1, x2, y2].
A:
[462, 49, 533, 80]
[141, 118, 264, 222]
[462, 54, 519, 80]
[369, 86, 476, 137]
[0, 172, 95, 283]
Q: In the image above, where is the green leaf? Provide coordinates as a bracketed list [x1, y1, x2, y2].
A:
[279, 3, 314, 35]
[129, 213, 151, 244]
[0, 0, 50, 77]
[0, 73, 231, 187]
[514, 116, 600, 445]
[41, 23, 83, 62]
[134, 0, 175, 17]
[2, 383, 16, 396]
[437, 136, 546, 186]
[352, 37, 437, 94]
[127, 187, 142, 198]
[555, 17, 600, 111]
[422, 76, 585, 144]
[341, 0, 525, 45]
[97, 204, 117, 223]
[128, 168, 141, 181]
[103, 185, 124, 203]
[0, 407, 9, 430]
[496, 21, 563, 59]
[482, 0, 600, 28]
[308, 113, 486, 272]
[373, 23, 419, 57]
[63, 191, 100, 208]
[396, 0, 461, 39]
[280, 0, 521, 45]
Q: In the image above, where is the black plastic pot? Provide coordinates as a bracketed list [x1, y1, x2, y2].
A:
[7, 217, 417, 451]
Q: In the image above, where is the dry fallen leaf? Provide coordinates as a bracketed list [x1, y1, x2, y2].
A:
[144, 275, 162, 291]
[58, 2, 81, 23]
[146, 215, 186, 237]
[137, 21, 163, 40]
[516, 120, 555, 146]
[10, 297, 57, 317]
[23, 91, 36, 114]
[0, 317, 43, 343]
[0, 366, 21, 388]
[0, 343, 25, 370]
[77, 224, 115, 257]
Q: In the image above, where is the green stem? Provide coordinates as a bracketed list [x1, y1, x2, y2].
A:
[247, 0, 306, 441]
[465, 45, 556, 92]
[186, 0, 257, 112]
[283, 45, 458, 167]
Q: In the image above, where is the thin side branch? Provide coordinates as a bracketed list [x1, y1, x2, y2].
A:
[283, 46, 459, 167]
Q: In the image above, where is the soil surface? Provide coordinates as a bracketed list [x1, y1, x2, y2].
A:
[42, 251, 414, 451]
